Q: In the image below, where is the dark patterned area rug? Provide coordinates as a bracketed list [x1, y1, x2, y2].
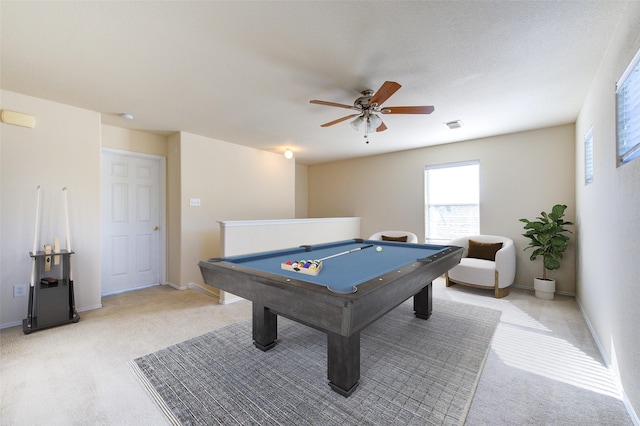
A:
[131, 299, 501, 426]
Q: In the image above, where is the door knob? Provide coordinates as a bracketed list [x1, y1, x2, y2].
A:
[153, 226, 159, 231]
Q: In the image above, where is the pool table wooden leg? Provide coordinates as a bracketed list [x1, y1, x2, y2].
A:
[413, 282, 433, 320]
[327, 331, 360, 397]
[252, 303, 277, 351]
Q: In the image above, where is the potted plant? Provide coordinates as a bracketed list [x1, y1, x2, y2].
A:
[519, 204, 573, 300]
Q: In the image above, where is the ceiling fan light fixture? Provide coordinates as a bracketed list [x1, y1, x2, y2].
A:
[367, 114, 382, 131]
[350, 116, 365, 130]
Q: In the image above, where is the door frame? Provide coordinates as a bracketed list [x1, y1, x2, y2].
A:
[100, 148, 167, 295]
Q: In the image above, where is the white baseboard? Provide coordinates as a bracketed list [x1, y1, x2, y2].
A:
[78, 304, 103, 312]
[512, 284, 534, 292]
[167, 281, 187, 291]
[218, 292, 243, 305]
[0, 303, 103, 330]
[102, 282, 163, 297]
[576, 297, 639, 426]
[624, 394, 640, 426]
[0, 320, 23, 330]
[185, 282, 242, 304]
[187, 282, 219, 301]
[511, 284, 576, 297]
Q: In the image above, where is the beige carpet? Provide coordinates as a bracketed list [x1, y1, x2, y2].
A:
[0, 279, 632, 425]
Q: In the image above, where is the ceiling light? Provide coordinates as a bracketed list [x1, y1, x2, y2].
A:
[284, 149, 293, 159]
[366, 114, 382, 131]
[120, 113, 134, 120]
[350, 116, 365, 130]
[446, 120, 463, 129]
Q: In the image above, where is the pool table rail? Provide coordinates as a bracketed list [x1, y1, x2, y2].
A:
[198, 240, 463, 397]
[199, 243, 463, 338]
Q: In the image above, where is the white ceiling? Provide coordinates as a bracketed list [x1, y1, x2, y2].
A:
[1, 1, 629, 164]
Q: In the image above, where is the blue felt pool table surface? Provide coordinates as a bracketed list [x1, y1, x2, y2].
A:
[222, 239, 447, 293]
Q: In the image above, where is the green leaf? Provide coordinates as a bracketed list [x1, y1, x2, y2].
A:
[520, 204, 572, 275]
[544, 256, 561, 271]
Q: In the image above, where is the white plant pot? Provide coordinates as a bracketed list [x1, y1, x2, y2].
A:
[534, 277, 555, 300]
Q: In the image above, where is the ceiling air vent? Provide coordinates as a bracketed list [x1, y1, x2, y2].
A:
[445, 120, 463, 129]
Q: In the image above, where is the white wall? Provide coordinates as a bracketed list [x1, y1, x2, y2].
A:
[1, 91, 102, 326]
[295, 163, 308, 218]
[101, 125, 167, 157]
[308, 124, 576, 293]
[176, 132, 295, 292]
[96, 127, 298, 298]
[575, 1, 640, 418]
[167, 133, 182, 289]
[0, 93, 297, 326]
[219, 217, 360, 256]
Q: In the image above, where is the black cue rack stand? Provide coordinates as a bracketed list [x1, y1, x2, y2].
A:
[23, 249, 80, 334]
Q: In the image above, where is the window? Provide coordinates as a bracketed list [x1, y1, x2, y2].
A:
[424, 161, 479, 244]
[616, 47, 640, 166]
[585, 126, 594, 185]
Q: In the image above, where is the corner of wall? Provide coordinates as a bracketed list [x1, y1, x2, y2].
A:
[167, 132, 182, 287]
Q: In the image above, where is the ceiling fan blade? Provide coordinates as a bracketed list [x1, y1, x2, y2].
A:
[376, 122, 388, 132]
[310, 100, 357, 110]
[321, 114, 359, 127]
[369, 81, 401, 106]
[382, 106, 435, 114]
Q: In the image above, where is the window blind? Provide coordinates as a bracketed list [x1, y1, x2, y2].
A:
[585, 126, 594, 185]
[616, 48, 640, 166]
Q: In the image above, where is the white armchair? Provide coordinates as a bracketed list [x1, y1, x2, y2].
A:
[368, 231, 419, 243]
[445, 235, 516, 298]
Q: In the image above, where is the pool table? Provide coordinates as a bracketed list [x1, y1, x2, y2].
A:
[198, 238, 463, 397]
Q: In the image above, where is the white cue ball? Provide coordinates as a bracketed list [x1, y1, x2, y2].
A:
[376, 246, 383, 252]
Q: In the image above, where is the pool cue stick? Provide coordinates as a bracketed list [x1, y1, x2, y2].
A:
[317, 244, 374, 262]
[53, 236, 60, 265]
[27, 185, 41, 330]
[62, 187, 76, 315]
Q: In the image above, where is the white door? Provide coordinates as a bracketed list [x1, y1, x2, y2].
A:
[101, 151, 164, 295]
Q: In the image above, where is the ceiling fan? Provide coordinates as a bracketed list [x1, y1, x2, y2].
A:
[310, 81, 434, 142]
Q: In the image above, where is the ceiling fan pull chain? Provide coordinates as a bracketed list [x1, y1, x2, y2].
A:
[364, 118, 369, 143]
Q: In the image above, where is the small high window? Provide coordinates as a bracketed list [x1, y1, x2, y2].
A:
[616, 47, 640, 166]
[585, 126, 594, 185]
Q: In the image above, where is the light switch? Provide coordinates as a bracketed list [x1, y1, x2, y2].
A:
[189, 198, 201, 207]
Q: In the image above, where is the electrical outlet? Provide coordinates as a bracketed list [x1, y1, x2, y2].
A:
[14, 284, 27, 298]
